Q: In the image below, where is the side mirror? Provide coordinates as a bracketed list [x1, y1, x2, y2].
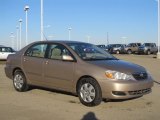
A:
[62, 55, 74, 61]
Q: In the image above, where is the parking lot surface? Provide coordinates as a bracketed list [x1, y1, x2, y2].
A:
[0, 55, 160, 120]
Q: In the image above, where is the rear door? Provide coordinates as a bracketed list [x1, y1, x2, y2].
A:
[43, 43, 75, 91]
[22, 43, 47, 85]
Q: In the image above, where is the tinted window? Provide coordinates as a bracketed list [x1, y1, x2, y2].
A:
[48, 44, 72, 60]
[137, 43, 141, 46]
[25, 44, 47, 58]
[144, 43, 150, 47]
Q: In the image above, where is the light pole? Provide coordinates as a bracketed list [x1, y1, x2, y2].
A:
[16, 26, 19, 50]
[68, 27, 72, 40]
[19, 19, 22, 49]
[157, 0, 160, 59]
[24, 5, 29, 45]
[41, 0, 44, 41]
[10, 32, 14, 49]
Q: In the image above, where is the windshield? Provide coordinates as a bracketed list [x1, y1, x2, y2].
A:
[143, 43, 151, 47]
[67, 43, 117, 61]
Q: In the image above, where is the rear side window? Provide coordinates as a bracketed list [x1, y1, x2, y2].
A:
[25, 44, 47, 58]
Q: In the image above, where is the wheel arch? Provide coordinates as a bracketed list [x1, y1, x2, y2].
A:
[12, 67, 23, 76]
[76, 75, 100, 93]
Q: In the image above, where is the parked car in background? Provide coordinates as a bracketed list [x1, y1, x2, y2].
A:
[5, 41, 153, 106]
[0, 47, 15, 60]
[96, 44, 107, 51]
[125, 43, 142, 54]
[111, 44, 126, 54]
[105, 44, 113, 53]
[138, 43, 158, 55]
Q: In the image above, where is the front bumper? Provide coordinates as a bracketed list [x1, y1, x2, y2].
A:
[99, 79, 153, 99]
[138, 49, 147, 54]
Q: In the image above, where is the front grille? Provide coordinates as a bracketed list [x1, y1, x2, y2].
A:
[132, 72, 148, 80]
[129, 88, 151, 95]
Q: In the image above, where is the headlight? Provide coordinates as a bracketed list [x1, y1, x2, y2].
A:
[146, 71, 153, 79]
[105, 70, 135, 81]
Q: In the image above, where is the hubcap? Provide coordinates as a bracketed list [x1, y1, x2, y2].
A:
[14, 74, 24, 89]
[80, 83, 95, 103]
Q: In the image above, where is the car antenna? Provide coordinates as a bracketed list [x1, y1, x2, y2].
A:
[43, 32, 48, 41]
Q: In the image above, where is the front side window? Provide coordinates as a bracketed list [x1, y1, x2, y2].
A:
[67, 43, 117, 61]
[25, 44, 47, 58]
[48, 44, 72, 60]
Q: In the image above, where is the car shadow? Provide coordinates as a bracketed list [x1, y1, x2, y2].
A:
[103, 96, 142, 103]
[29, 86, 77, 97]
[81, 112, 99, 120]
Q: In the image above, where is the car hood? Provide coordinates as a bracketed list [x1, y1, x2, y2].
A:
[87, 60, 146, 74]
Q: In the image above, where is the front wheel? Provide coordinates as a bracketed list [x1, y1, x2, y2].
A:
[146, 50, 151, 55]
[13, 71, 29, 92]
[116, 50, 120, 54]
[127, 50, 132, 54]
[77, 78, 102, 107]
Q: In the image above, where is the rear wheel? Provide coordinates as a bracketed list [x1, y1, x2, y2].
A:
[13, 71, 29, 92]
[77, 77, 102, 107]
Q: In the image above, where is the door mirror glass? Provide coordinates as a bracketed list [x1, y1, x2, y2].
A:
[62, 55, 74, 61]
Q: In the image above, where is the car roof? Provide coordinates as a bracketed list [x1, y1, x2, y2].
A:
[31, 40, 87, 45]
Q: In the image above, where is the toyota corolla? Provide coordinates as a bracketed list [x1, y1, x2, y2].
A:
[5, 41, 153, 106]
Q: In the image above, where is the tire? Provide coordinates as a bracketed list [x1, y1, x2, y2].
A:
[77, 77, 102, 107]
[146, 50, 151, 55]
[116, 50, 120, 54]
[127, 50, 132, 54]
[13, 71, 29, 92]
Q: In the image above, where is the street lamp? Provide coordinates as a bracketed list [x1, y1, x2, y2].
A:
[157, 0, 160, 59]
[19, 19, 22, 49]
[16, 26, 19, 50]
[68, 27, 72, 40]
[24, 5, 29, 45]
[41, 0, 44, 41]
[10, 32, 15, 49]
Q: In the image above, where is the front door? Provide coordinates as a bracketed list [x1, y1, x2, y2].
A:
[43, 43, 75, 91]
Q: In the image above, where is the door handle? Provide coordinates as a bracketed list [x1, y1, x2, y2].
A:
[23, 58, 28, 62]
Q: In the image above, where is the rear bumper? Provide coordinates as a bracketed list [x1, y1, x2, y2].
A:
[99, 79, 153, 99]
[5, 65, 13, 79]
